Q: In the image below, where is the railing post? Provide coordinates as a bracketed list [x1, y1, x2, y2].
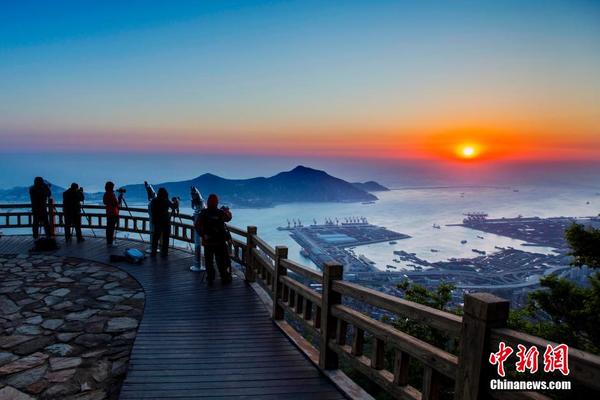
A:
[454, 293, 509, 400]
[245, 226, 257, 282]
[272, 246, 288, 320]
[319, 261, 343, 370]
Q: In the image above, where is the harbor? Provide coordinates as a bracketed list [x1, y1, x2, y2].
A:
[277, 218, 410, 274]
[277, 212, 596, 308]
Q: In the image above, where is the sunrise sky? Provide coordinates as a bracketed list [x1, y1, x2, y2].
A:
[1, 0, 599, 162]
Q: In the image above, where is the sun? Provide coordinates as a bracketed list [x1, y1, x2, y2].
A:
[462, 146, 475, 157]
[456, 144, 480, 160]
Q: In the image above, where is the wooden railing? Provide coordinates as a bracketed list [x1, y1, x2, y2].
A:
[1, 203, 599, 399]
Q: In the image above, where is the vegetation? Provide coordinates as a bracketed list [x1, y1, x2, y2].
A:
[511, 223, 600, 354]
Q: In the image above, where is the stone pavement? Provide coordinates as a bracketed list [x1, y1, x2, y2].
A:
[0, 254, 145, 400]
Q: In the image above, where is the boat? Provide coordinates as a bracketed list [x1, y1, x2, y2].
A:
[362, 201, 376, 205]
[472, 249, 486, 255]
[461, 240, 467, 244]
[477, 235, 484, 239]
[430, 249, 440, 253]
[432, 223, 441, 229]
[386, 265, 397, 270]
[300, 249, 310, 258]
[389, 241, 397, 245]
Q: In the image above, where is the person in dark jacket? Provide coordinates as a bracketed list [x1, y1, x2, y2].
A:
[63, 183, 85, 242]
[103, 181, 119, 247]
[194, 194, 233, 284]
[150, 187, 173, 256]
[29, 177, 52, 239]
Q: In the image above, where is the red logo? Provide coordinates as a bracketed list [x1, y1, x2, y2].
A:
[489, 342, 513, 377]
[489, 342, 570, 376]
[515, 344, 539, 373]
[543, 344, 570, 376]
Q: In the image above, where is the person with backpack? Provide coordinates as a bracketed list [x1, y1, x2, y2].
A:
[29, 177, 52, 239]
[103, 181, 119, 247]
[195, 194, 233, 285]
[62, 183, 85, 242]
[150, 187, 173, 257]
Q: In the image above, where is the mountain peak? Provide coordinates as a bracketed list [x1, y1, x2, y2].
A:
[288, 165, 325, 175]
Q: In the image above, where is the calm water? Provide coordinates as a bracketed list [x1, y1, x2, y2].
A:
[178, 186, 598, 271]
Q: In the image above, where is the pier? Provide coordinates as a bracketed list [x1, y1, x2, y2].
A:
[1, 203, 600, 399]
[282, 221, 410, 274]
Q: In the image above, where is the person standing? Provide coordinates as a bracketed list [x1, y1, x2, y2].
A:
[150, 187, 172, 257]
[195, 194, 233, 285]
[29, 177, 52, 239]
[62, 183, 85, 242]
[103, 181, 119, 247]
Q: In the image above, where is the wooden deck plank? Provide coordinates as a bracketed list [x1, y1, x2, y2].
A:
[1, 235, 345, 399]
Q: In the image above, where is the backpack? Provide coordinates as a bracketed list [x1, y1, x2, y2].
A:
[201, 209, 227, 243]
[109, 248, 145, 264]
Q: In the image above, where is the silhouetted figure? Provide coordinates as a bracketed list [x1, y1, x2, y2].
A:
[29, 177, 51, 239]
[195, 194, 233, 284]
[63, 183, 85, 242]
[150, 187, 173, 256]
[103, 181, 119, 247]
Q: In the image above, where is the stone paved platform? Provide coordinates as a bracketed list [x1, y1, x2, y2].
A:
[0, 254, 145, 399]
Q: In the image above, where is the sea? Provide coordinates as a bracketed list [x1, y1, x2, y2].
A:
[179, 186, 598, 271]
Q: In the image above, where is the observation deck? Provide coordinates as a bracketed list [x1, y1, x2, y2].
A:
[1, 203, 599, 400]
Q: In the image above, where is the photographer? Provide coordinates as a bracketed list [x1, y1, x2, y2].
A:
[62, 183, 85, 242]
[29, 176, 52, 239]
[195, 194, 233, 285]
[103, 181, 119, 247]
[150, 187, 173, 257]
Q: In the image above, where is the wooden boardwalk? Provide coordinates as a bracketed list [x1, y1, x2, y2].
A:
[0, 235, 346, 400]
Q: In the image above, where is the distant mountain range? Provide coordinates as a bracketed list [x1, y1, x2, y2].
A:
[0, 166, 388, 208]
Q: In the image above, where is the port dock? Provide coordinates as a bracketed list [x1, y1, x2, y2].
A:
[280, 219, 410, 274]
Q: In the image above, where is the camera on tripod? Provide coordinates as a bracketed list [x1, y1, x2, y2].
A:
[171, 197, 181, 214]
[117, 187, 127, 194]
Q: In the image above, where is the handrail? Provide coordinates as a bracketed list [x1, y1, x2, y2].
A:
[2, 203, 600, 399]
[281, 258, 323, 282]
[252, 234, 276, 258]
[333, 280, 463, 335]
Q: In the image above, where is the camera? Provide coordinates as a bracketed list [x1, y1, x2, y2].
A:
[117, 187, 127, 194]
[78, 187, 84, 193]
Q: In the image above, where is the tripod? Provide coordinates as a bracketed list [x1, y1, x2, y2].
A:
[80, 203, 97, 238]
[118, 194, 145, 242]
